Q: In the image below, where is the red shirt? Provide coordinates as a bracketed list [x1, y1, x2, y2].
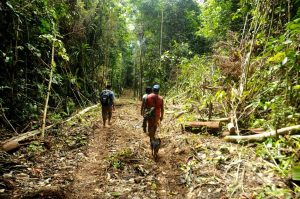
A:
[146, 93, 163, 118]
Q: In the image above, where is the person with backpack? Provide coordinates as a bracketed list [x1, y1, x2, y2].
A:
[100, 85, 115, 127]
[141, 86, 152, 133]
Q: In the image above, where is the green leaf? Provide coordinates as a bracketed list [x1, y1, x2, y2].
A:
[111, 192, 121, 197]
[26, 43, 41, 57]
[151, 183, 157, 190]
[293, 85, 300, 90]
[292, 165, 300, 181]
[5, 57, 11, 63]
[39, 19, 51, 33]
[267, 52, 286, 64]
[6, 1, 14, 10]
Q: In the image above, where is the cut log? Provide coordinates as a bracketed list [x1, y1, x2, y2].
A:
[208, 102, 213, 120]
[185, 121, 220, 129]
[227, 123, 235, 134]
[2, 140, 20, 152]
[249, 128, 264, 134]
[221, 131, 230, 137]
[224, 125, 300, 142]
[5, 124, 54, 143]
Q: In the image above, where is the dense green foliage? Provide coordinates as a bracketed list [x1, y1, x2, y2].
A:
[0, 0, 131, 129]
[171, 0, 300, 130]
[129, 0, 207, 94]
[168, 1, 300, 193]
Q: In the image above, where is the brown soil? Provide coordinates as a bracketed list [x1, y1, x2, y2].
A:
[66, 100, 188, 199]
[1, 97, 293, 199]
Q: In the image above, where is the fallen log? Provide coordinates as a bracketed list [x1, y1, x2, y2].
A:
[224, 125, 300, 142]
[1, 104, 99, 151]
[185, 121, 220, 129]
[1, 125, 54, 152]
[4, 124, 54, 144]
[2, 140, 20, 152]
[222, 128, 265, 137]
[291, 135, 300, 138]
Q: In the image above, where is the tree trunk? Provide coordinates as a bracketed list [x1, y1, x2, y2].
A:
[159, 7, 164, 68]
[208, 102, 213, 120]
[133, 59, 137, 97]
[139, 31, 144, 100]
[41, 40, 55, 138]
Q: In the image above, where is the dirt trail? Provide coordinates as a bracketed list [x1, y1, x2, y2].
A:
[1, 98, 291, 198]
[65, 98, 291, 199]
[67, 99, 188, 198]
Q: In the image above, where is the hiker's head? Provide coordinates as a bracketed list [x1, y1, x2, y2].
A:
[106, 85, 112, 90]
[153, 84, 160, 94]
[145, 86, 152, 94]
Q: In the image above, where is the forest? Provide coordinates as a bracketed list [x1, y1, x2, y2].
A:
[0, 0, 300, 198]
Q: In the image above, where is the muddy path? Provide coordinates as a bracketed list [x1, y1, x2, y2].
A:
[67, 99, 188, 198]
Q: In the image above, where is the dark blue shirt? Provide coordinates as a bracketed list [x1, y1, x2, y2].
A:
[100, 89, 115, 106]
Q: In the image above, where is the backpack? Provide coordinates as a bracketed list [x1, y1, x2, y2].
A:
[144, 107, 155, 120]
[144, 95, 158, 120]
[100, 90, 111, 106]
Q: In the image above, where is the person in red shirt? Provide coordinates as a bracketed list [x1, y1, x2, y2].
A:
[146, 84, 164, 140]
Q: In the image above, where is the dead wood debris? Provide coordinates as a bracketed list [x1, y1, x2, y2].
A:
[224, 125, 300, 142]
[1, 104, 99, 152]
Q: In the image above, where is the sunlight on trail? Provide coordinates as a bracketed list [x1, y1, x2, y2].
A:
[66, 98, 290, 199]
[68, 98, 188, 198]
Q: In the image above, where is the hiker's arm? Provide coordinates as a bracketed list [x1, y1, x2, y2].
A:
[160, 100, 164, 121]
